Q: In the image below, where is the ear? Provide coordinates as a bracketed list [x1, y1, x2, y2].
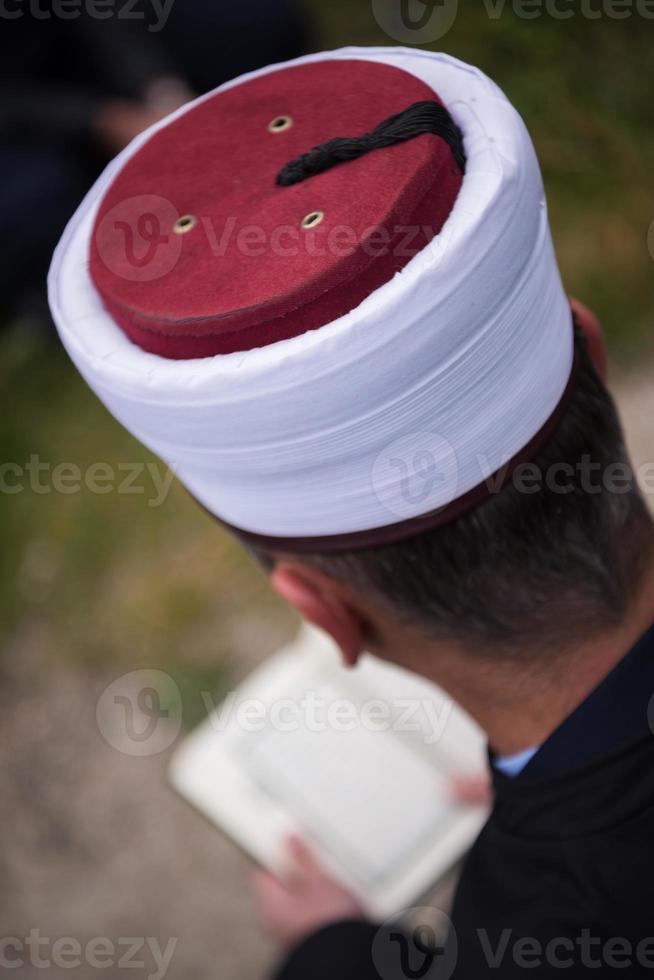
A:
[570, 297, 607, 381]
[270, 563, 365, 668]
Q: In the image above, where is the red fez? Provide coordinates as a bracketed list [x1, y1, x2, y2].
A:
[90, 59, 463, 359]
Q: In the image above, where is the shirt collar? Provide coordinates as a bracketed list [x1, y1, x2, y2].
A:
[514, 619, 654, 779]
[494, 744, 539, 778]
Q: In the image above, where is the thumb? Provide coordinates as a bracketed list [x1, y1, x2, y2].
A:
[287, 835, 322, 877]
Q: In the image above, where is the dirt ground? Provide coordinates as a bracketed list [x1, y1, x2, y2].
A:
[1, 368, 652, 980]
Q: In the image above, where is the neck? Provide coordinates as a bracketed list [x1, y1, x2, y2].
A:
[393, 552, 654, 757]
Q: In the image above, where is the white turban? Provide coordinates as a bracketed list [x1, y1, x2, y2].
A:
[48, 47, 573, 549]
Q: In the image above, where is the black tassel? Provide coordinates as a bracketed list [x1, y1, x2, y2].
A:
[276, 100, 466, 187]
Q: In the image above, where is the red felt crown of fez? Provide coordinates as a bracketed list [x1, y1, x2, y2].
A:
[51, 49, 576, 551]
[89, 59, 463, 359]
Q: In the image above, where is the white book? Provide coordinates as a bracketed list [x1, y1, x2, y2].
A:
[169, 624, 489, 919]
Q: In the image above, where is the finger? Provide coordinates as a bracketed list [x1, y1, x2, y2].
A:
[286, 834, 321, 876]
[252, 868, 290, 905]
[449, 774, 492, 804]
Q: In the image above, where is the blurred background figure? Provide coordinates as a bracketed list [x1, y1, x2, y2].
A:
[0, 0, 309, 336]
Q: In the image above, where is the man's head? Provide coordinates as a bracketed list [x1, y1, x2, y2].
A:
[49, 48, 654, 680]
[264, 309, 654, 670]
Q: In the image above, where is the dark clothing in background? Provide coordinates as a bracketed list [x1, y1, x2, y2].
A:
[0, 15, 169, 147]
[273, 622, 654, 978]
[0, 4, 308, 146]
[0, 1, 308, 323]
[150, 2, 308, 97]
[1, 14, 154, 318]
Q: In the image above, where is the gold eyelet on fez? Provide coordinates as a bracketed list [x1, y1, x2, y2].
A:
[268, 115, 293, 133]
[173, 214, 197, 235]
[300, 210, 325, 230]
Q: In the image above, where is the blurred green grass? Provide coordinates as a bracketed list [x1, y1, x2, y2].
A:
[0, 340, 292, 697]
[306, 0, 654, 351]
[1, 3, 652, 684]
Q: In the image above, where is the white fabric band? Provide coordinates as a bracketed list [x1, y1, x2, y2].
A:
[48, 47, 573, 540]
